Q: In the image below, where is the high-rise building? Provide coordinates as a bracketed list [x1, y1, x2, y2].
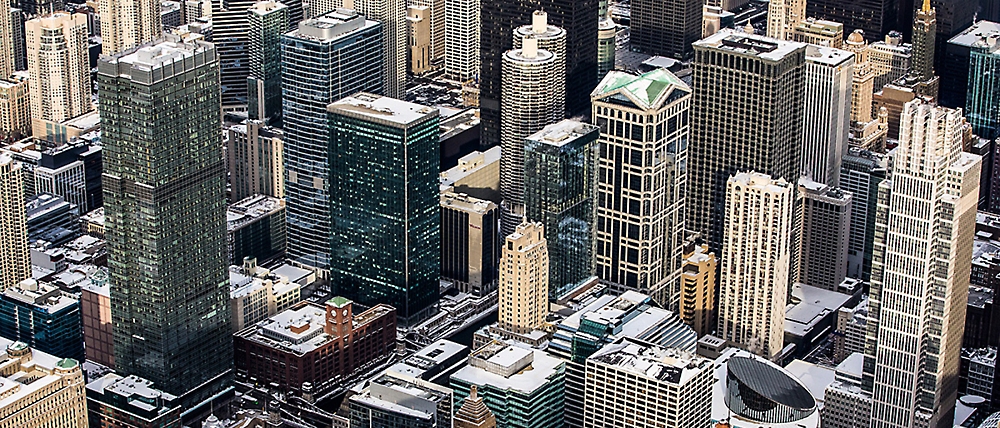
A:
[910, 0, 938, 93]
[845, 30, 889, 153]
[281, 10, 382, 272]
[498, 222, 548, 335]
[440, 192, 499, 297]
[406, 5, 432, 75]
[630, 0, 701, 59]
[681, 238, 716, 338]
[868, 32, 912, 91]
[766, 0, 805, 40]
[590, 68, 690, 307]
[347, 0, 407, 98]
[0, 279, 83, 362]
[478, 0, 598, 149]
[0, 155, 29, 291]
[866, 99, 981, 428]
[454, 385, 496, 428]
[524, 120, 598, 299]
[512, 11, 566, 75]
[0, 78, 31, 140]
[443, 0, 478, 81]
[411, 0, 444, 64]
[596, 14, 614, 80]
[25, 13, 92, 133]
[584, 337, 714, 428]
[688, 31, 805, 252]
[212, 0, 259, 108]
[227, 120, 284, 201]
[839, 148, 887, 281]
[10, 9, 26, 72]
[226, 195, 286, 265]
[796, 178, 852, 290]
[0, 0, 13, 79]
[99, 35, 232, 398]
[964, 27, 1000, 140]
[717, 172, 794, 359]
[100, 0, 162, 54]
[941, 21, 1000, 112]
[498, 35, 564, 236]
[0, 339, 88, 428]
[801, 45, 852, 186]
[805, 0, 898, 43]
[791, 18, 844, 48]
[327, 93, 440, 321]
[247, 1, 287, 123]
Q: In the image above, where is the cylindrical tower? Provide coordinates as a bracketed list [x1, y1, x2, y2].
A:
[513, 11, 567, 79]
[597, 16, 616, 80]
[499, 34, 565, 236]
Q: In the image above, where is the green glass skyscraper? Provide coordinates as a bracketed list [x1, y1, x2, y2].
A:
[524, 120, 598, 299]
[98, 35, 232, 399]
[247, 1, 288, 123]
[966, 38, 1000, 140]
[327, 93, 440, 321]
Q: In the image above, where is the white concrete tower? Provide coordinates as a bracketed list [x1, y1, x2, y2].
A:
[867, 99, 981, 428]
[801, 44, 852, 186]
[717, 172, 793, 359]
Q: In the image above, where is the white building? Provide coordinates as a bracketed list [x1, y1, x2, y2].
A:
[229, 258, 302, 331]
[348, 0, 407, 98]
[822, 353, 871, 428]
[801, 45, 852, 186]
[34, 160, 86, 213]
[498, 222, 548, 335]
[589, 68, 691, 308]
[717, 172, 793, 359]
[868, 99, 982, 428]
[443, 0, 478, 81]
[26, 13, 92, 130]
[844, 29, 889, 152]
[100, 0, 163, 54]
[584, 337, 713, 427]
[512, 11, 566, 80]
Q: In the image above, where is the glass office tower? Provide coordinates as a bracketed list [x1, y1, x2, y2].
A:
[327, 93, 440, 321]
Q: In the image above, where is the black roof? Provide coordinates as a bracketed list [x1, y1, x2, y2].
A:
[728, 356, 816, 410]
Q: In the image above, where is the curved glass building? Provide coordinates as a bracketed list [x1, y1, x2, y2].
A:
[723, 356, 817, 424]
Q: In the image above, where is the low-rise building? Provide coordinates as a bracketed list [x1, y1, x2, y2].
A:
[229, 257, 301, 331]
[439, 147, 501, 203]
[349, 371, 453, 427]
[233, 298, 396, 395]
[783, 283, 859, 359]
[821, 353, 871, 428]
[711, 348, 820, 427]
[80, 277, 112, 368]
[0, 279, 82, 362]
[227, 195, 286, 266]
[86, 373, 181, 428]
[0, 339, 88, 428]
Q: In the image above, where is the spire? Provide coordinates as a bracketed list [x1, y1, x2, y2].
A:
[922, 0, 931, 13]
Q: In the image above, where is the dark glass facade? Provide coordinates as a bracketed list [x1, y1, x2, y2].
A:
[0, 287, 83, 361]
[524, 121, 598, 299]
[281, 13, 383, 271]
[806, 0, 900, 43]
[966, 46, 1000, 140]
[479, 0, 598, 149]
[328, 95, 440, 320]
[629, 0, 702, 60]
[98, 38, 232, 397]
[247, 2, 288, 123]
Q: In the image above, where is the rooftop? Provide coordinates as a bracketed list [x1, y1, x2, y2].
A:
[227, 195, 284, 232]
[947, 20, 1000, 49]
[592, 68, 689, 110]
[785, 283, 853, 338]
[784, 360, 837, 407]
[439, 146, 501, 189]
[87, 373, 178, 413]
[694, 30, 807, 62]
[291, 9, 376, 41]
[2, 279, 77, 313]
[328, 93, 438, 127]
[0, 338, 81, 414]
[588, 337, 711, 385]
[805, 44, 854, 66]
[238, 301, 392, 356]
[452, 344, 564, 394]
[526, 120, 598, 148]
[440, 192, 496, 215]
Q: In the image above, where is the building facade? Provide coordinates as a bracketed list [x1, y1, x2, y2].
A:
[349, 371, 453, 428]
[766, 0, 805, 40]
[498, 222, 548, 335]
[227, 194, 286, 265]
[345, 0, 407, 98]
[247, 1, 287, 123]
[327, 94, 439, 321]
[233, 299, 396, 395]
[99, 0, 162, 54]
[629, 0, 701, 59]
[687, 31, 805, 253]
[281, 10, 382, 272]
[211, 0, 260, 108]
[0, 155, 28, 291]
[866, 99, 981, 428]
[796, 179, 852, 290]
[443, 0, 478, 81]
[0, 339, 87, 428]
[25, 13, 92, 133]
[227, 120, 284, 201]
[99, 36, 232, 397]
[965, 28, 1000, 140]
[0, 279, 83, 362]
[440, 192, 499, 297]
[681, 239, 716, 338]
[801, 45, 852, 186]
[86, 374, 181, 428]
[0, 79, 30, 140]
[718, 172, 793, 359]
[590, 68, 690, 308]
[523, 120, 598, 298]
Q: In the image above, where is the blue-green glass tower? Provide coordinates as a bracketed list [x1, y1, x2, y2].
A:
[282, 10, 383, 272]
[966, 40, 1000, 140]
[247, 1, 288, 124]
[0, 281, 83, 361]
[327, 93, 440, 321]
[524, 120, 599, 299]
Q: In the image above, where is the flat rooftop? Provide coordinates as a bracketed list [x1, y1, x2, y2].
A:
[526, 120, 598, 147]
[328, 93, 438, 127]
[948, 20, 1000, 49]
[694, 30, 807, 62]
[589, 337, 710, 385]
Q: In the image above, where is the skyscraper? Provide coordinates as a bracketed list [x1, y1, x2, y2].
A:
[498, 35, 564, 236]
[512, 11, 565, 76]
[688, 31, 806, 252]
[845, 30, 889, 153]
[717, 172, 793, 359]
[227, 120, 284, 200]
[212, 0, 260, 108]
[327, 93, 440, 321]
[868, 32, 912, 92]
[247, 1, 288, 123]
[0, 155, 29, 292]
[801, 45, 852, 186]
[0, 0, 13, 79]
[441, 192, 499, 297]
[349, 0, 407, 98]
[99, 35, 232, 397]
[866, 99, 981, 428]
[596, 14, 614, 80]
[839, 148, 887, 281]
[524, 120, 598, 299]
[766, 0, 805, 40]
[630, 0, 701, 59]
[796, 178, 851, 290]
[99, 0, 162, 54]
[590, 68, 690, 308]
[281, 10, 382, 272]
[479, 0, 598, 148]
[443, 0, 479, 81]
[965, 32, 1000, 140]
[498, 221, 548, 334]
[411, 0, 444, 64]
[0, 79, 31, 140]
[25, 13, 92, 132]
[805, 0, 898, 43]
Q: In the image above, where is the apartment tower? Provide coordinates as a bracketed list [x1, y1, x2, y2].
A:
[0, 155, 29, 292]
[100, 0, 162, 54]
[348, 0, 408, 98]
[717, 172, 794, 359]
[25, 13, 92, 133]
[443, 0, 479, 81]
[866, 99, 981, 428]
[498, 222, 548, 334]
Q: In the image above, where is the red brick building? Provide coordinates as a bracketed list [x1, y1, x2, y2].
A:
[234, 297, 396, 395]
